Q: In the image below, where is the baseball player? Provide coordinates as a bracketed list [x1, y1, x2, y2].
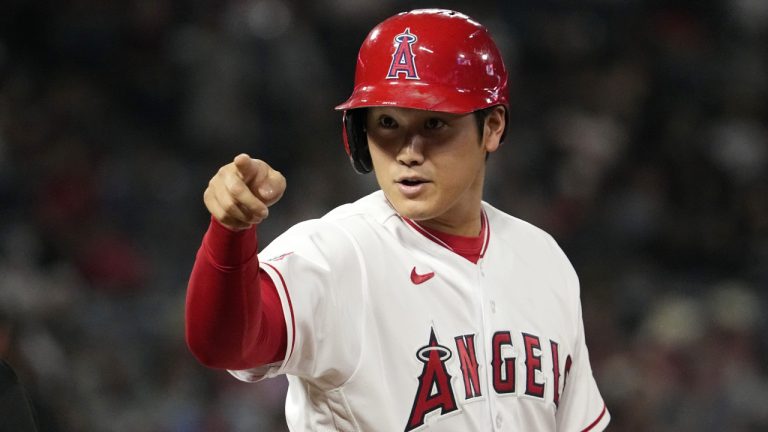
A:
[186, 9, 609, 432]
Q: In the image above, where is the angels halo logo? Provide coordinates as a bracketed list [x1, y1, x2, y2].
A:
[386, 28, 420, 80]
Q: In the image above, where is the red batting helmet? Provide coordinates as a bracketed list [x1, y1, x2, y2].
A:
[335, 9, 510, 173]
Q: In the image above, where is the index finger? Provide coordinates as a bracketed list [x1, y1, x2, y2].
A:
[233, 154, 269, 185]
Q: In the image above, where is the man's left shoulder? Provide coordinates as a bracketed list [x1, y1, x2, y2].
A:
[483, 201, 558, 245]
[483, 201, 576, 278]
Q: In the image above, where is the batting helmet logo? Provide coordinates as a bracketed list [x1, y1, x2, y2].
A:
[386, 28, 420, 80]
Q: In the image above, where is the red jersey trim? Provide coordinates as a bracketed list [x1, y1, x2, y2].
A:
[479, 210, 490, 258]
[263, 263, 296, 363]
[581, 403, 608, 432]
[402, 217, 454, 251]
[401, 210, 490, 264]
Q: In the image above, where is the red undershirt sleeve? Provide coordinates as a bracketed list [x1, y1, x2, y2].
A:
[185, 217, 287, 370]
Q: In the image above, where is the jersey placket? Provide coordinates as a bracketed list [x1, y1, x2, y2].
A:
[475, 256, 505, 432]
[473, 212, 504, 431]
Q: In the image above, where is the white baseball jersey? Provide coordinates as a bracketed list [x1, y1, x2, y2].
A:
[230, 190, 609, 432]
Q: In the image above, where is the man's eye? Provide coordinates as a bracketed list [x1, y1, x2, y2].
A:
[379, 116, 397, 128]
[425, 118, 446, 130]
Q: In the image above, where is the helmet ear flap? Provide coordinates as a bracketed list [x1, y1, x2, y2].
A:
[343, 109, 373, 174]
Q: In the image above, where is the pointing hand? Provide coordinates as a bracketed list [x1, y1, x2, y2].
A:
[204, 154, 287, 231]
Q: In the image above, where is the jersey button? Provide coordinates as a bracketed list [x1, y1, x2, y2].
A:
[490, 300, 496, 313]
[495, 413, 503, 429]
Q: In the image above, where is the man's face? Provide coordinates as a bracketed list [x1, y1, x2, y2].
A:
[366, 106, 503, 234]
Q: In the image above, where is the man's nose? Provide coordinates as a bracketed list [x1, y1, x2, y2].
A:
[397, 134, 425, 167]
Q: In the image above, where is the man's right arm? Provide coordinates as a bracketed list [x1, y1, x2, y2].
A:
[185, 154, 288, 371]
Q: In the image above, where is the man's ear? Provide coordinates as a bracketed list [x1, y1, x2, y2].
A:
[483, 105, 506, 153]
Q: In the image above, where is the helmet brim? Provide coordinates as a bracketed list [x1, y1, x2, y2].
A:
[335, 81, 506, 114]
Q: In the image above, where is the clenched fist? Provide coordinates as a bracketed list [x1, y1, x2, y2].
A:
[204, 154, 287, 231]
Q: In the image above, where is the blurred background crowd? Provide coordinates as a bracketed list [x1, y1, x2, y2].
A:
[0, 0, 766, 431]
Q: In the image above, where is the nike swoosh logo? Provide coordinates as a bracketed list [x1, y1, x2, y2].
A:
[410, 267, 435, 285]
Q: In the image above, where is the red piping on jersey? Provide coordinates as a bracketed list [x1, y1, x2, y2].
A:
[581, 403, 607, 432]
[401, 210, 489, 264]
[263, 262, 296, 363]
[480, 210, 490, 258]
[403, 217, 455, 251]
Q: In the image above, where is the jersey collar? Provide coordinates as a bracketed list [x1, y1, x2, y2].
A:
[401, 210, 490, 264]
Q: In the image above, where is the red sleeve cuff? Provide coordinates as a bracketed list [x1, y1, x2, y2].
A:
[203, 217, 259, 268]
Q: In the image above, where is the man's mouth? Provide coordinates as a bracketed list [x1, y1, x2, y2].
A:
[396, 175, 430, 185]
[398, 178, 427, 186]
[395, 177, 430, 197]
